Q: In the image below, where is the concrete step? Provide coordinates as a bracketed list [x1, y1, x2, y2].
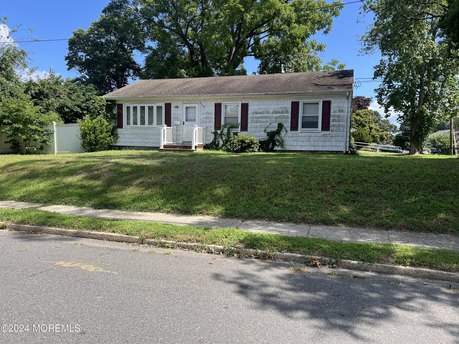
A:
[160, 144, 203, 152]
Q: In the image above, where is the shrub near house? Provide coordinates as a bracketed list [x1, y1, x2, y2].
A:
[224, 134, 259, 153]
[78, 115, 117, 152]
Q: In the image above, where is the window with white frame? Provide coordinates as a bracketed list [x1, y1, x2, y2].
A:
[184, 105, 197, 122]
[301, 102, 320, 130]
[125, 104, 164, 126]
[223, 103, 239, 125]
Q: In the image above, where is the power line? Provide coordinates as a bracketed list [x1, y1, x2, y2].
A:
[0, 0, 363, 44]
[0, 38, 67, 43]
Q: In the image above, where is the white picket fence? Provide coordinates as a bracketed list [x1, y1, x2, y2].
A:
[0, 122, 84, 154]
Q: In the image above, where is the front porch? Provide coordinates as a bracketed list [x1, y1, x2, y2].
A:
[159, 125, 205, 151]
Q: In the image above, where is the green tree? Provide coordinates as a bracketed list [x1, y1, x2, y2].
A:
[362, 0, 459, 153]
[322, 58, 346, 72]
[142, 32, 190, 79]
[139, 0, 343, 77]
[66, 0, 146, 94]
[24, 72, 107, 123]
[428, 133, 450, 154]
[0, 98, 61, 154]
[440, 0, 459, 44]
[0, 20, 27, 101]
[351, 109, 396, 144]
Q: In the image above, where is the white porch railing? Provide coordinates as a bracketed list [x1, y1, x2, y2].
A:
[160, 125, 205, 151]
[191, 126, 205, 150]
[160, 125, 175, 149]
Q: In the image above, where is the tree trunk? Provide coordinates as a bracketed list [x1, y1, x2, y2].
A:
[409, 140, 420, 154]
[409, 117, 422, 154]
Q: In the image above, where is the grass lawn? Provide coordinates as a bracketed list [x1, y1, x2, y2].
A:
[1, 208, 458, 272]
[0, 150, 458, 234]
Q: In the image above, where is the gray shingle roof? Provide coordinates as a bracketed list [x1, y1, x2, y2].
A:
[103, 70, 354, 99]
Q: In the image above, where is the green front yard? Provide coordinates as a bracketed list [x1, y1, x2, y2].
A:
[0, 150, 458, 234]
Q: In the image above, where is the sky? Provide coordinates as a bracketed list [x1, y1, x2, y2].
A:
[1, 0, 387, 116]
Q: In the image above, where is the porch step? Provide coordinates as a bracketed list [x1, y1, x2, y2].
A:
[160, 144, 203, 152]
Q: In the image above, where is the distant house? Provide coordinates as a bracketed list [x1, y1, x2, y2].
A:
[103, 70, 354, 152]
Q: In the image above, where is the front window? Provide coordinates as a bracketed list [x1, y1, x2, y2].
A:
[223, 103, 239, 125]
[125, 104, 164, 126]
[185, 105, 197, 122]
[156, 106, 163, 125]
[301, 102, 320, 129]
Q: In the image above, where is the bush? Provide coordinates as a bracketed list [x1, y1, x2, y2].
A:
[224, 134, 259, 153]
[0, 97, 60, 154]
[428, 133, 450, 154]
[79, 115, 117, 152]
[204, 124, 239, 150]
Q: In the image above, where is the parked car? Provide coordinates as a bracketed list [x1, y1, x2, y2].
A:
[378, 145, 403, 153]
[430, 147, 441, 154]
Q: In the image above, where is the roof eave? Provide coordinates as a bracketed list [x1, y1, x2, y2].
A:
[102, 88, 353, 101]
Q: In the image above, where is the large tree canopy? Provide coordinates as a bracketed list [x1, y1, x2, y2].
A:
[66, 0, 146, 94]
[363, 0, 459, 153]
[66, 0, 344, 92]
[140, 0, 342, 77]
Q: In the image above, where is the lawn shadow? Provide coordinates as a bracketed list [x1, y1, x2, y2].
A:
[1, 150, 458, 234]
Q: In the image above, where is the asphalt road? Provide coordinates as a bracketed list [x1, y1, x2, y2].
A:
[0, 230, 458, 344]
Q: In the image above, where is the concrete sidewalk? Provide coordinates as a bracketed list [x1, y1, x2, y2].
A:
[1, 200, 458, 251]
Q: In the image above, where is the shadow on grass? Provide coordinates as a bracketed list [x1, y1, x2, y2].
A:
[1, 151, 458, 234]
[212, 259, 459, 341]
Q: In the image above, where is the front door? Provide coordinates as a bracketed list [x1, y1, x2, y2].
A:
[183, 104, 198, 143]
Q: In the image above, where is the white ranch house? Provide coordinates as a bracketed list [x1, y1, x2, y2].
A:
[103, 70, 354, 152]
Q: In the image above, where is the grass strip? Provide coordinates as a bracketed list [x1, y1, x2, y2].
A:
[0, 208, 458, 272]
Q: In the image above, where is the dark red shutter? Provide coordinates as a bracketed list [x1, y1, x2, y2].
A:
[241, 103, 249, 131]
[116, 103, 123, 128]
[165, 103, 172, 127]
[290, 101, 299, 131]
[321, 100, 331, 131]
[214, 103, 222, 130]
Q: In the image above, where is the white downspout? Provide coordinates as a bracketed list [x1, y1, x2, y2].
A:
[344, 91, 352, 153]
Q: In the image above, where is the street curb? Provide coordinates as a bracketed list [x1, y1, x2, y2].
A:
[5, 223, 459, 283]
